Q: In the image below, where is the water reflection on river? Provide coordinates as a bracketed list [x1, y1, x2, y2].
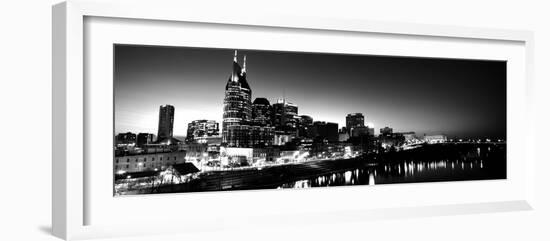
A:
[279, 145, 504, 189]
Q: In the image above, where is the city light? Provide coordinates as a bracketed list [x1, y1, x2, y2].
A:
[113, 48, 506, 195]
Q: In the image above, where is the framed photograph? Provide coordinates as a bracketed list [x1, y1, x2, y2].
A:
[53, 0, 535, 240]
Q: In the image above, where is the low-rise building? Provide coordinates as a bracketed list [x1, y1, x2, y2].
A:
[181, 143, 209, 161]
[273, 132, 293, 146]
[253, 147, 281, 164]
[136, 133, 155, 147]
[114, 151, 186, 174]
[220, 147, 253, 166]
[116, 132, 136, 147]
[278, 150, 310, 163]
[338, 132, 350, 142]
[379, 133, 405, 150]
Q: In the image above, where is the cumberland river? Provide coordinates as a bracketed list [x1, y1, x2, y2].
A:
[279, 145, 505, 189]
[146, 143, 506, 194]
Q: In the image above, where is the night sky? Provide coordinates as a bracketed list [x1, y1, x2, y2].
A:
[114, 45, 506, 139]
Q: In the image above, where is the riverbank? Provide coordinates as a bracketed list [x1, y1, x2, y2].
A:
[118, 143, 506, 195]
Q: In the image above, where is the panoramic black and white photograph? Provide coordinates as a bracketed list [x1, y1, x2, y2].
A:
[113, 45, 506, 196]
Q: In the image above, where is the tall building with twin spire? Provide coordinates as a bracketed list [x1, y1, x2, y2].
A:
[223, 50, 252, 128]
[222, 51, 273, 148]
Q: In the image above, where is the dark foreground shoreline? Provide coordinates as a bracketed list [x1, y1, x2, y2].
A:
[118, 143, 506, 195]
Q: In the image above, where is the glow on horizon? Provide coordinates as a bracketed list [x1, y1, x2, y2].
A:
[115, 101, 350, 136]
[116, 101, 390, 137]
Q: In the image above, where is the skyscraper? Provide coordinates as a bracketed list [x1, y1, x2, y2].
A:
[272, 99, 299, 136]
[351, 126, 369, 137]
[222, 51, 274, 148]
[157, 105, 175, 142]
[252, 97, 273, 126]
[222, 51, 252, 135]
[298, 115, 313, 138]
[346, 113, 365, 135]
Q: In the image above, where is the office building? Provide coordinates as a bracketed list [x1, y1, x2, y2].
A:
[272, 99, 299, 136]
[297, 115, 314, 138]
[252, 97, 273, 126]
[346, 113, 365, 133]
[311, 121, 339, 142]
[222, 51, 253, 146]
[186, 120, 219, 143]
[380, 126, 394, 136]
[224, 125, 274, 148]
[114, 151, 186, 173]
[367, 127, 375, 136]
[116, 132, 136, 146]
[136, 133, 154, 147]
[157, 105, 175, 141]
[351, 126, 370, 137]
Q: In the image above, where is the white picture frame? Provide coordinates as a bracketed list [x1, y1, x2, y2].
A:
[52, 0, 535, 240]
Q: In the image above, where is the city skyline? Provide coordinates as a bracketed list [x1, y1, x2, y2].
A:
[114, 45, 506, 139]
